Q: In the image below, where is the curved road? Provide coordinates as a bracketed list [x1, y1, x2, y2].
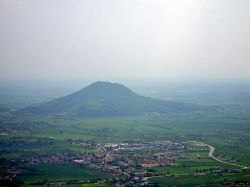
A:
[187, 141, 248, 169]
[143, 141, 249, 182]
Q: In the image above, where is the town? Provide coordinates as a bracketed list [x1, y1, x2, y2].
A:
[1, 139, 184, 186]
[1, 138, 247, 186]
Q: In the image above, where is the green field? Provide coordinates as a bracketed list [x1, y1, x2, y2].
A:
[1, 109, 250, 186]
[1, 109, 250, 165]
[150, 170, 250, 187]
[19, 164, 109, 184]
[1, 82, 250, 186]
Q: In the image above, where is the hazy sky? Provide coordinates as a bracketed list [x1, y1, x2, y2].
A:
[0, 0, 250, 81]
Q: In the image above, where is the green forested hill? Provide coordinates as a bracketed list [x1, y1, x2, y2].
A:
[18, 81, 199, 117]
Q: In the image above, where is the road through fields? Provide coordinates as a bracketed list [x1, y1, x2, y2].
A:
[187, 141, 248, 169]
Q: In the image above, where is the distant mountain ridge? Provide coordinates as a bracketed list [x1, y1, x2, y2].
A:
[18, 81, 200, 117]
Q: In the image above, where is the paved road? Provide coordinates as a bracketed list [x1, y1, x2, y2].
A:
[187, 141, 248, 169]
[143, 141, 249, 182]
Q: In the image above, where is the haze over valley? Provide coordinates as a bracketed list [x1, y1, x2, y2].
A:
[0, 0, 250, 186]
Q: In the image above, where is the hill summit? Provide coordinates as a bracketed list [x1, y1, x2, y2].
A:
[19, 81, 197, 117]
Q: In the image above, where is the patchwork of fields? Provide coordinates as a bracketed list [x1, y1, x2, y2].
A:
[1, 83, 250, 186]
